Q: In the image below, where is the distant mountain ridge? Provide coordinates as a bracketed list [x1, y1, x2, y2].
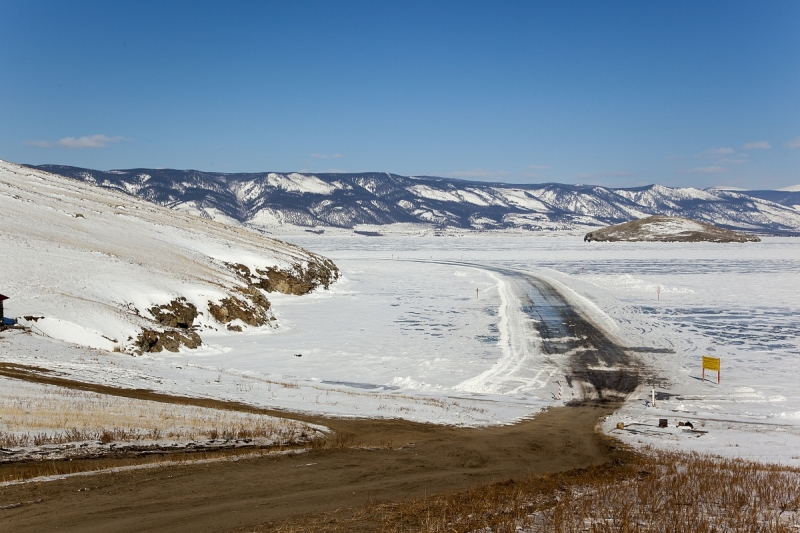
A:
[29, 164, 800, 235]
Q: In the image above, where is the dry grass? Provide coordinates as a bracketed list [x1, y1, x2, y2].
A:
[0, 445, 301, 485]
[0, 378, 319, 449]
[250, 448, 800, 533]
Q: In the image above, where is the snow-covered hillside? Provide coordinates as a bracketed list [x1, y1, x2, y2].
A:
[0, 160, 337, 354]
[32, 164, 800, 234]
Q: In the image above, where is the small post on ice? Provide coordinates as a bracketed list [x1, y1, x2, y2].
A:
[552, 380, 562, 401]
[657, 286, 661, 301]
[476, 288, 479, 299]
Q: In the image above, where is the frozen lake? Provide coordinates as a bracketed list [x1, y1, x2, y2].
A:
[5, 231, 800, 462]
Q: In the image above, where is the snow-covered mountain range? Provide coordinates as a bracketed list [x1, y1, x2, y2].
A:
[30, 164, 800, 234]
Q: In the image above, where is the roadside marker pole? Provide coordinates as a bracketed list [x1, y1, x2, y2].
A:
[702, 356, 721, 384]
[476, 288, 479, 299]
[657, 286, 661, 301]
[552, 381, 562, 401]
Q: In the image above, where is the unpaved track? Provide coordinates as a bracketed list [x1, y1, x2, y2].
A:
[0, 266, 638, 532]
[0, 399, 616, 533]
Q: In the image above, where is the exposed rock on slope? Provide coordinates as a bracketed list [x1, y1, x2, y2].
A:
[149, 298, 199, 329]
[137, 329, 202, 353]
[226, 261, 339, 296]
[584, 216, 761, 243]
[209, 292, 272, 329]
[137, 297, 203, 353]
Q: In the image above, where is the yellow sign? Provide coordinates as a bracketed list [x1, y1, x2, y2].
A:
[702, 356, 720, 372]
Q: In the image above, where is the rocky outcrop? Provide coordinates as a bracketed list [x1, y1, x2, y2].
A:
[137, 297, 201, 353]
[205, 257, 339, 330]
[136, 328, 202, 353]
[226, 258, 339, 296]
[585, 216, 761, 243]
[148, 297, 198, 329]
[208, 290, 272, 328]
[137, 258, 337, 350]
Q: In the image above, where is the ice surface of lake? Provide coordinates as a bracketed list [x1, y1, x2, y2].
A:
[6, 232, 800, 462]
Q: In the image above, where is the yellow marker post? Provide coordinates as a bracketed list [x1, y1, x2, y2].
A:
[702, 356, 721, 384]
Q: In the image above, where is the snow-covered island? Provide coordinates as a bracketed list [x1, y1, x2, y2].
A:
[584, 215, 762, 243]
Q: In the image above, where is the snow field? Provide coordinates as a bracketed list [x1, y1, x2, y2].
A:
[0, 329, 541, 427]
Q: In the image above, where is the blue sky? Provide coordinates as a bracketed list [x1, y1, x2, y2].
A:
[2, 1, 798, 189]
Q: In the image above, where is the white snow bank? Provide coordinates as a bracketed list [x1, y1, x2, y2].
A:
[17, 317, 116, 352]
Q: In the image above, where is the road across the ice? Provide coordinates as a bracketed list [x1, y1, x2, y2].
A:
[414, 260, 644, 401]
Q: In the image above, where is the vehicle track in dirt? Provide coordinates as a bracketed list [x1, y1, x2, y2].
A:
[0, 265, 641, 533]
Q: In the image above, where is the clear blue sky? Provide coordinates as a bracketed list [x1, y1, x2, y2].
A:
[2, 1, 798, 189]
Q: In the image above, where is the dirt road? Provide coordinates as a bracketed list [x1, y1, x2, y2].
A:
[0, 398, 617, 533]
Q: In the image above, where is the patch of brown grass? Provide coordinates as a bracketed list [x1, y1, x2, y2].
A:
[243, 448, 800, 532]
[0, 379, 319, 449]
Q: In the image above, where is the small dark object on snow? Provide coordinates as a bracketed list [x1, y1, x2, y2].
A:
[658, 419, 668, 428]
[0, 294, 14, 326]
[294, 353, 302, 357]
[684, 421, 693, 429]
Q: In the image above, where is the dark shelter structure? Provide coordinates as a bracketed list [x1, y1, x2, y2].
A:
[0, 294, 14, 326]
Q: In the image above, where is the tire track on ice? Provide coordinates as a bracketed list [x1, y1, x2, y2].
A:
[411, 259, 644, 401]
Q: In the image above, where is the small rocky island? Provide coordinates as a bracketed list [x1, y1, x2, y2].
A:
[584, 215, 761, 243]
